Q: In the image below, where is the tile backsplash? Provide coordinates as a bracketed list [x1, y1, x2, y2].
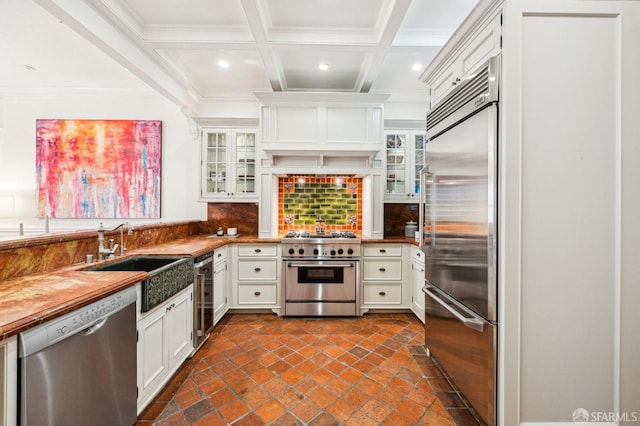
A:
[278, 175, 362, 233]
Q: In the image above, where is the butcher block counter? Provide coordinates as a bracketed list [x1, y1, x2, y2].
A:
[0, 234, 272, 340]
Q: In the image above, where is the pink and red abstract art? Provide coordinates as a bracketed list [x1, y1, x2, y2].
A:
[36, 119, 162, 219]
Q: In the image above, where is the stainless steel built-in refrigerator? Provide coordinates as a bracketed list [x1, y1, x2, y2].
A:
[419, 55, 500, 426]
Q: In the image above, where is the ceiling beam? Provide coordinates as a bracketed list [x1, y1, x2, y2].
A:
[33, 0, 198, 111]
[358, 0, 412, 92]
[240, 0, 282, 92]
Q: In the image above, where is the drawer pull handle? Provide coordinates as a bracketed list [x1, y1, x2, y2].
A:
[255, 267, 261, 272]
[254, 291, 261, 296]
[379, 267, 386, 272]
[255, 249, 262, 253]
[217, 253, 222, 258]
[379, 249, 386, 253]
[379, 291, 386, 296]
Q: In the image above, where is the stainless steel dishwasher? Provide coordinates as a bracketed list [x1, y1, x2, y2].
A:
[18, 286, 137, 426]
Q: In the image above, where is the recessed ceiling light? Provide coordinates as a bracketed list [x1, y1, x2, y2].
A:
[318, 63, 330, 71]
[412, 63, 423, 72]
[217, 60, 230, 69]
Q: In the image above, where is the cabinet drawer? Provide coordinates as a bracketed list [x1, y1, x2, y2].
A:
[362, 259, 402, 280]
[237, 259, 278, 280]
[214, 246, 228, 263]
[238, 244, 278, 257]
[238, 284, 277, 305]
[363, 284, 402, 305]
[363, 244, 403, 257]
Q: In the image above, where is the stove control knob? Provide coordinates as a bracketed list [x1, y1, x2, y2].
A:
[338, 248, 344, 255]
[347, 248, 354, 255]
[330, 250, 336, 256]
[298, 248, 305, 255]
[288, 248, 295, 255]
[313, 248, 319, 255]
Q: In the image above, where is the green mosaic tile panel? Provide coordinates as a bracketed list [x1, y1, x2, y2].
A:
[283, 182, 357, 226]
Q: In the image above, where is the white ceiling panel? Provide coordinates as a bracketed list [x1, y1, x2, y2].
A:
[264, 0, 386, 30]
[2, 0, 482, 109]
[278, 50, 367, 91]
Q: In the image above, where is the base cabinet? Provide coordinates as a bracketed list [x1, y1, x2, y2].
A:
[213, 246, 229, 325]
[137, 284, 193, 414]
[410, 245, 426, 323]
[0, 336, 17, 426]
[361, 244, 407, 310]
[232, 244, 280, 310]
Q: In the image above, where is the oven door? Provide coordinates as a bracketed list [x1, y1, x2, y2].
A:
[285, 260, 357, 302]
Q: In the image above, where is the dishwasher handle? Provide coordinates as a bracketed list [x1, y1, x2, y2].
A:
[423, 286, 485, 332]
[80, 318, 108, 336]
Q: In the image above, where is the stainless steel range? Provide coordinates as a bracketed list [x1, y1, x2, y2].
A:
[282, 230, 361, 316]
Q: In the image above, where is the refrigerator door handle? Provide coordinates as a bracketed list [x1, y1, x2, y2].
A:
[423, 286, 485, 332]
[419, 166, 435, 252]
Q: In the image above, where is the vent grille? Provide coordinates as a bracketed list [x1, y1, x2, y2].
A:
[427, 67, 490, 132]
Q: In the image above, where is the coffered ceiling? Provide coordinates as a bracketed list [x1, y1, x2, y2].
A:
[2, 0, 479, 112]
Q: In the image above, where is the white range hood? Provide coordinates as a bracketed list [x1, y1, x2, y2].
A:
[255, 92, 389, 171]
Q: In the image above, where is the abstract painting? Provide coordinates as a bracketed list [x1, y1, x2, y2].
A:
[36, 119, 162, 218]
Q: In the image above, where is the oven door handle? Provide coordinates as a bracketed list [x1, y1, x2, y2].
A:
[286, 262, 356, 268]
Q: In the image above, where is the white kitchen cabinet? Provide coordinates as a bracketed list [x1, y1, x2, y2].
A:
[137, 284, 193, 414]
[0, 336, 17, 426]
[361, 244, 407, 309]
[200, 128, 258, 200]
[213, 246, 228, 326]
[410, 245, 425, 323]
[232, 244, 280, 310]
[384, 130, 426, 201]
[424, 12, 502, 108]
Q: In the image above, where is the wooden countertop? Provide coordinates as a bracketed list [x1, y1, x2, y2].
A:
[0, 234, 414, 340]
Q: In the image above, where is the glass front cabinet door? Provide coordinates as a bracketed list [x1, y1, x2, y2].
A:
[384, 131, 426, 201]
[201, 129, 258, 200]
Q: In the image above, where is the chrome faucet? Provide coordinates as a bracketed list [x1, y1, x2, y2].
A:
[98, 222, 133, 260]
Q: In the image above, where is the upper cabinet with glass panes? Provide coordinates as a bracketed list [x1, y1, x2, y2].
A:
[384, 130, 426, 202]
[200, 129, 258, 201]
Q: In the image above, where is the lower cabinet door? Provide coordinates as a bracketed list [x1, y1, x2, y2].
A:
[213, 261, 228, 325]
[137, 285, 193, 414]
[137, 307, 169, 407]
[168, 288, 193, 368]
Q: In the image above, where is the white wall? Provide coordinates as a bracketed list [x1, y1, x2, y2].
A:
[0, 93, 206, 237]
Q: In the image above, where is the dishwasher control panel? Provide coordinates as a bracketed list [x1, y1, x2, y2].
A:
[19, 286, 137, 357]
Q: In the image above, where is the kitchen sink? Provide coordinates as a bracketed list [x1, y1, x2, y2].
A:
[88, 256, 182, 272]
[88, 256, 194, 312]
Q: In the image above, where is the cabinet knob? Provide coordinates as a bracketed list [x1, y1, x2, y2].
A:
[255, 249, 261, 253]
[254, 291, 261, 296]
[379, 291, 386, 296]
[379, 267, 386, 272]
[255, 267, 261, 272]
[379, 249, 386, 253]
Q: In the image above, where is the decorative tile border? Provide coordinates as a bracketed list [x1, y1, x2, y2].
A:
[278, 175, 362, 233]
